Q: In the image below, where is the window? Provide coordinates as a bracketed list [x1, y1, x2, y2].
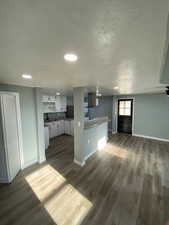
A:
[118, 100, 132, 116]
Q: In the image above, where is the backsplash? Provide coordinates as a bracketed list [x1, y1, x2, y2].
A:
[44, 112, 66, 122]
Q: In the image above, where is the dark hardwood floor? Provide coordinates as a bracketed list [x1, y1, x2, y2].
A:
[0, 134, 169, 225]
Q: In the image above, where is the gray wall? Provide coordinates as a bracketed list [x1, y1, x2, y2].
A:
[73, 87, 85, 164]
[89, 96, 113, 131]
[0, 84, 38, 167]
[113, 94, 169, 140]
[82, 122, 108, 161]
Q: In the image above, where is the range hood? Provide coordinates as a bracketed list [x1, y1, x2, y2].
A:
[88, 92, 99, 107]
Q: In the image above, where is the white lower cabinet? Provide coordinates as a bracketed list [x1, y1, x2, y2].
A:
[45, 122, 55, 138]
[44, 127, 49, 149]
[60, 120, 64, 134]
[53, 122, 59, 136]
[70, 120, 74, 136]
[45, 120, 74, 139]
[64, 120, 71, 135]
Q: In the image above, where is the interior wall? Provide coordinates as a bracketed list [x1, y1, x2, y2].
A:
[113, 94, 169, 140]
[0, 84, 38, 167]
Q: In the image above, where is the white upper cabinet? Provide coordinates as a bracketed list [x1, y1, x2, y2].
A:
[55, 96, 61, 112]
[60, 96, 67, 112]
[42, 95, 55, 102]
[42, 95, 67, 113]
[42, 95, 49, 102]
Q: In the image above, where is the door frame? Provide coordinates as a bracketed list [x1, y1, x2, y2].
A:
[114, 97, 135, 134]
[0, 92, 24, 180]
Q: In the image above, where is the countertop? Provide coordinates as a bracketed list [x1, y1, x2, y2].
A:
[84, 117, 109, 129]
[44, 118, 74, 123]
[44, 117, 108, 129]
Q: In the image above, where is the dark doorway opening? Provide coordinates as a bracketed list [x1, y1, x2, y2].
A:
[117, 99, 133, 134]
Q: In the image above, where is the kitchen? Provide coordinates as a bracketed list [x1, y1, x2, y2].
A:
[43, 89, 111, 163]
[43, 93, 75, 151]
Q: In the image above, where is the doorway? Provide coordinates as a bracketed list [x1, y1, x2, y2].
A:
[117, 99, 133, 134]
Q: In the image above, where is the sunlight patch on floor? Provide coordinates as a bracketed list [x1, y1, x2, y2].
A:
[102, 143, 128, 159]
[25, 164, 92, 225]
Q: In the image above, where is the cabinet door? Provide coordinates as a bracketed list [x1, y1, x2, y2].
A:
[70, 120, 74, 136]
[60, 120, 64, 134]
[51, 122, 56, 137]
[68, 121, 71, 135]
[64, 121, 67, 134]
[55, 96, 61, 112]
[59, 122, 62, 136]
[57, 121, 62, 136]
[44, 127, 49, 149]
[64, 121, 70, 135]
[42, 95, 49, 102]
[50, 96, 55, 102]
[61, 96, 67, 112]
[47, 96, 51, 102]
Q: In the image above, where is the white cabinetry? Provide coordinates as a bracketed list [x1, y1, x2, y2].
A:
[61, 96, 67, 112]
[55, 96, 67, 112]
[45, 120, 69, 139]
[42, 95, 48, 102]
[55, 120, 64, 135]
[55, 96, 61, 112]
[43, 95, 67, 113]
[60, 120, 65, 134]
[45, 122, 55, 138]
[42, 95, 55, 102]
[64, 120, 74, 135]
[45, 119, 74, 139]
[64, 120, 71, 135]
[70, 120, 74, 136]
[44, 127, 49, 149]
[53, 122, 58, 137]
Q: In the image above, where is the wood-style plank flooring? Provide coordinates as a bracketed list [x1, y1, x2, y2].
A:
[0, 134, 169, 225]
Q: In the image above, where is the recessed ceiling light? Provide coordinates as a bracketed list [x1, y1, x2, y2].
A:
[56, 92, 60, 96]
[64, 53, 78, 62]
[114, 86, 119, 90]
[22, 74, 32, 79]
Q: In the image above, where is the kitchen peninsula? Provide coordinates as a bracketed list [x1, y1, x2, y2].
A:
[82, 117, 108, 164]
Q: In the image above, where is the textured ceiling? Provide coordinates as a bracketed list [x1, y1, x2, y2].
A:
[0, 0, 168, 95]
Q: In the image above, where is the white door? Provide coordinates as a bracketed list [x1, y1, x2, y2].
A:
[1, 94, 21, 182]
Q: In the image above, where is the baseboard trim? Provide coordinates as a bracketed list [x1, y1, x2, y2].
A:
[74, 159, 85, 167]
[0, 177, 9, 183]
[84, 150, 97, 162]
[22, 158, 38, 169]
[133, 134, 169, 142]
[39, 157, 46, 164]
